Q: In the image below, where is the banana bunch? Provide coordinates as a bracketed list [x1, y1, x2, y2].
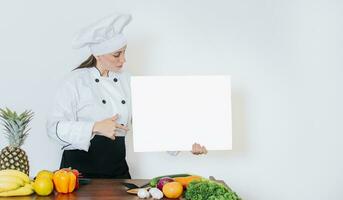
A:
[0, 169, 34, 196]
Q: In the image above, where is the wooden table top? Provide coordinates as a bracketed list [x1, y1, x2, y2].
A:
[0, 177, 227, 200]
[0, 179, 171, 200]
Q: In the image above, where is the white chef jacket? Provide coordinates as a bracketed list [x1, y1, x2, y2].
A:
[46, 67, 131, 152]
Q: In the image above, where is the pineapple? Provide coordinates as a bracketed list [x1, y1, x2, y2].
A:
[0, 108, 33, 176]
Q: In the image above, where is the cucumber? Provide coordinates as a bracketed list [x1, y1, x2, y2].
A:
[149, 174, 191, 187]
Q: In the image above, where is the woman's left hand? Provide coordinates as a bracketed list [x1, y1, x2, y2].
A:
[191, 143, 208, 155]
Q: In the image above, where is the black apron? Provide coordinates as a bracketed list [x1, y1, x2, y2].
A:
[60, 136, 131, 179]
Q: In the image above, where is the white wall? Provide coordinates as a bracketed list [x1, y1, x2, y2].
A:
[0, 0, 342, 199]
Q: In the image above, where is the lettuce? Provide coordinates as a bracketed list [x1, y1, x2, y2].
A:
[185, 180, 241, 200]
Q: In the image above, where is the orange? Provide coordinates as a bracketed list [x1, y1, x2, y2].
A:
[162, 181, 183, 198]
[33, 177, 54, 196]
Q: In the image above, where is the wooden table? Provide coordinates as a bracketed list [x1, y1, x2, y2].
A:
[0, 179, 148, 200]
[0, 177, 227, 200]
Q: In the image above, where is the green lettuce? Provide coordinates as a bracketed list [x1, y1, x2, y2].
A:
[185, 179, 241, 200]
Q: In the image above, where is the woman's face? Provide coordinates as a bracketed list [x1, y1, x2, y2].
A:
[96, 46, 127, 72]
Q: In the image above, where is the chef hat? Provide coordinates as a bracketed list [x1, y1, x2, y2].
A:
[72, 13, 132, 56]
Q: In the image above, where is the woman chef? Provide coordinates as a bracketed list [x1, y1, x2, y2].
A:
[47, 14, 207, 179]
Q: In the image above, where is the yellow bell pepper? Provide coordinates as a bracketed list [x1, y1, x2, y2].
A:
[53, 170, 76, 193]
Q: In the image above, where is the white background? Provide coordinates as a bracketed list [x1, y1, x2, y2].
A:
[0, 0, 342, 199]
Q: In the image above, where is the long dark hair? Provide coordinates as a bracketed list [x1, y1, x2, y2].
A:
[73, 55, 97, 70]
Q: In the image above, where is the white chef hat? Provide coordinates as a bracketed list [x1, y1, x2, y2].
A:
[72, 13, 132, 56]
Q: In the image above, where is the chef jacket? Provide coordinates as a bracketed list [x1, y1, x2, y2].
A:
[47, 67, 131, 151]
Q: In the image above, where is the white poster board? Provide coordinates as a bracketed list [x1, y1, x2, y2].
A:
[131, 76, 232, 152]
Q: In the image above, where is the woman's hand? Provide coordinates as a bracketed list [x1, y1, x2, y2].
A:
[92, 114, 129, 140]
[191, 143, 208, 155]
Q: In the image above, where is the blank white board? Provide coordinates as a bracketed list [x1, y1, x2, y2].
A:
[131, 75, 232, 152]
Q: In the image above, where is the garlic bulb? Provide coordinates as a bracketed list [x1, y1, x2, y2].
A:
[137, 188, 150, 199]
[149, 188, 164, 199]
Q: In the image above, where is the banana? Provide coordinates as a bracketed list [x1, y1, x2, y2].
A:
[0, 175, 25, 186]
[0, 170, 30, 183]
[0, 182, 21, 192]
[0, 183, 33, 197]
